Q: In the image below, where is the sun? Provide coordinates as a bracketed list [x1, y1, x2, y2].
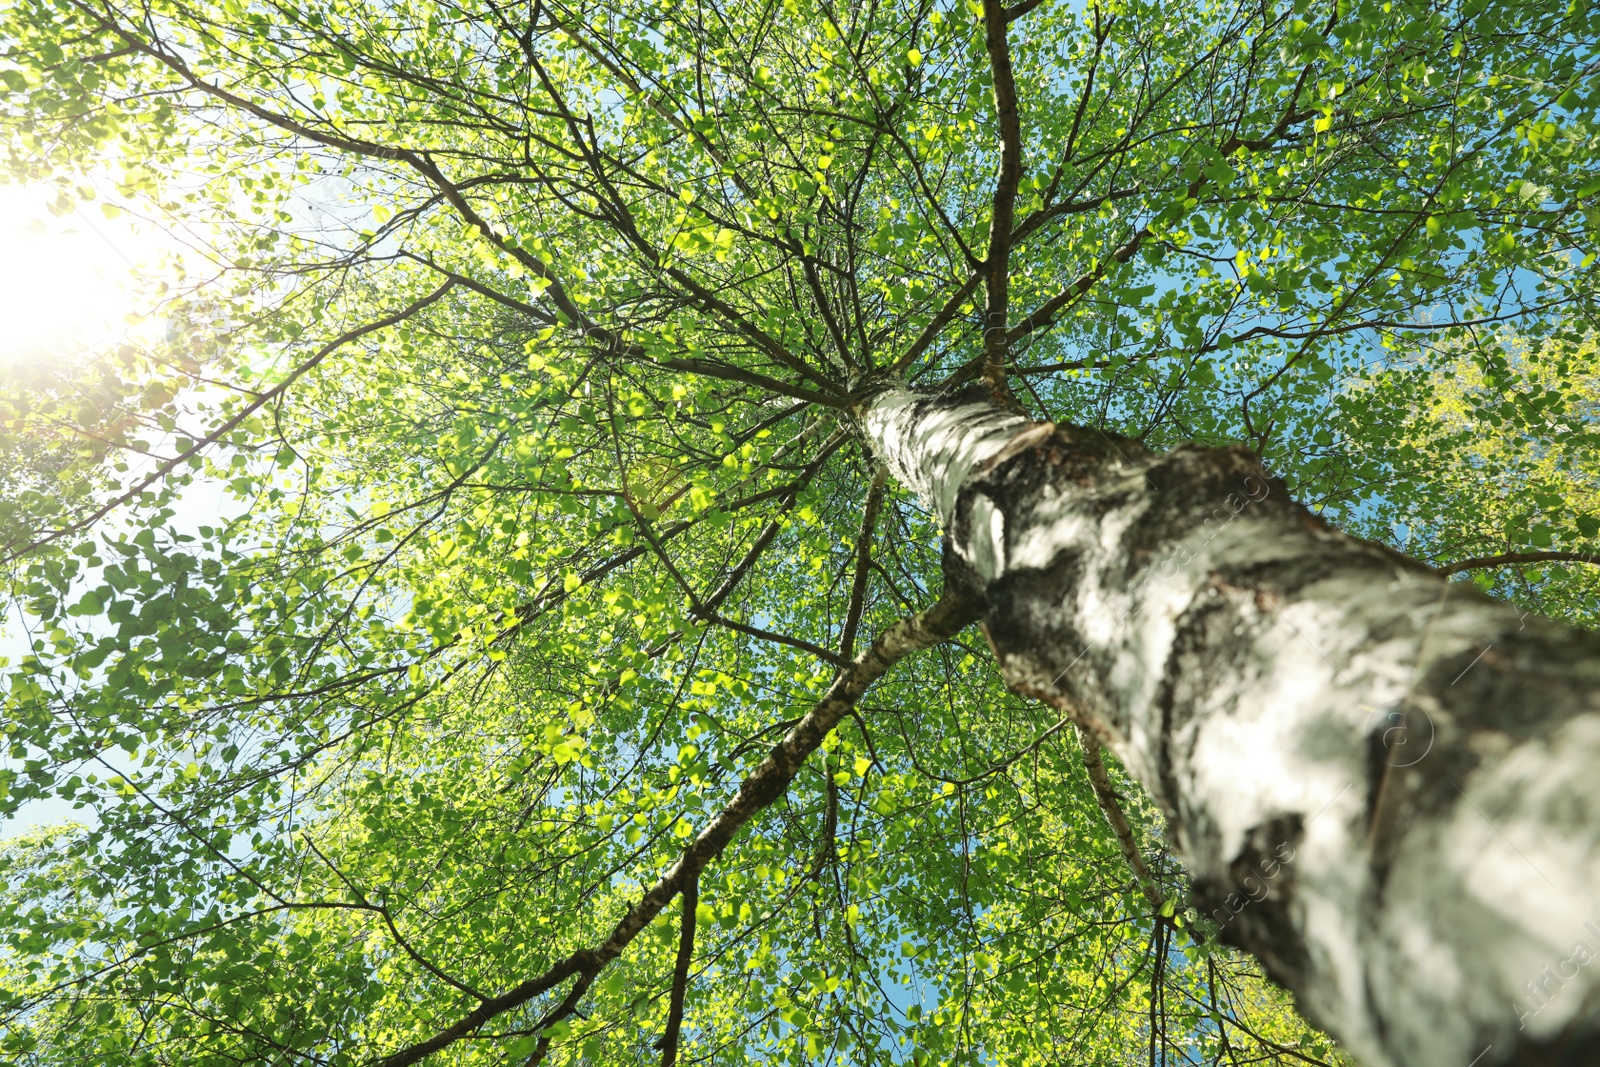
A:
[0, 181, 178, 369]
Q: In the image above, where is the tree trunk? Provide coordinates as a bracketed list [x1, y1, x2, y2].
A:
[861, 382, 1600, 1067]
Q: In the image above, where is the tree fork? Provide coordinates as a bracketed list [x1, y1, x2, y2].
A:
[861, 381, 1600, 1067]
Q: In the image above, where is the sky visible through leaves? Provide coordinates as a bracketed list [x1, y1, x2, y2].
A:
[0, 0, 1597, 1063]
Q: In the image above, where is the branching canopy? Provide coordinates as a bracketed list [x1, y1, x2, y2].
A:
[1, 0, 1597, 1062]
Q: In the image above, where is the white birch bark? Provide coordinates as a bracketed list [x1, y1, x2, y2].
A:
[863, 382, 1600, 1067]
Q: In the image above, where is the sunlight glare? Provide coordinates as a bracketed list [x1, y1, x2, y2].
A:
[0, 183, 175, 367]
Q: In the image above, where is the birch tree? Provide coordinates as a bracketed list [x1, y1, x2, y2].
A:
[2, 0, 1599, 1064]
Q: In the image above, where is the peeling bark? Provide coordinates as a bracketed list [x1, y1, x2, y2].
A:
[862, 383, 1600, 1067]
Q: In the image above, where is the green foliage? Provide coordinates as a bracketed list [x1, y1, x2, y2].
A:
[1340, 330, 1600, 624]
[0, 0, 1596, 1061]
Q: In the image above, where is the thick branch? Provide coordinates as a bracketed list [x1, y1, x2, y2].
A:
[659, 358, 847, 409]
[891, 272, 984, 374]
[839, 466, 889, 661]
[1076, 727, 1164, 912]
[378, 592, 978, 1065]
[694, 611, 850, 667]
[980, 0, 1025, 397]
[1003, 226, 1148, 349]
[1437, 550, 1600, 576]
[657, 873, 697, 1067]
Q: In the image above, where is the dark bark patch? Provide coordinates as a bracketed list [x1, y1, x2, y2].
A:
[1435, 622, 1600, 744]
[1361, 698, 1449, 893]
[1507, 1020, 1600, 1067]
[1154, 582, 1252, 824]
[982, 554, 1094, 690]
[963, 421, 1144, 505]
[1359, 619, 1600, 870]
[940, 535, 989, 611]
[1193, 814, 1309, 990]
[1119, 452, 1281, 577]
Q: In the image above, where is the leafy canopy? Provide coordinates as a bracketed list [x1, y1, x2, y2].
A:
[0, 0, 1597, 1062]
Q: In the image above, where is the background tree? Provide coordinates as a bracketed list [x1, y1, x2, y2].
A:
[0, 0, 1597, 1065]
[1355, 331, 1600, 608]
